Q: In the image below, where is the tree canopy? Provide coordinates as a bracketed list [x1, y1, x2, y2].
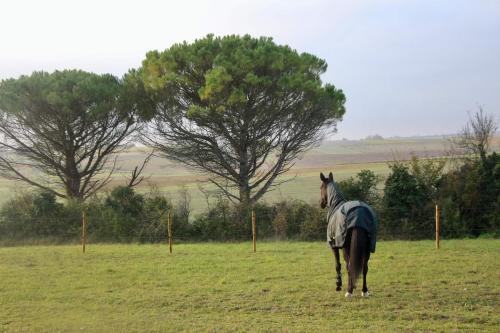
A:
[0, 70, 141, 200]
[138, 34, 346, 207]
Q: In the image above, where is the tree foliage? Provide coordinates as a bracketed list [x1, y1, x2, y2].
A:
[380, 155, 448, 239]
[408, 155, 446, 202]
[0, 70, 141, 200]
[439, 153, 499, 236]
[381, 157, 446, 239]
[337, 169, 380, 206]
[138, 34, 345, 208]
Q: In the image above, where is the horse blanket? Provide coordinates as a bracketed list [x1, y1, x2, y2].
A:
[326, 182, 378, 253]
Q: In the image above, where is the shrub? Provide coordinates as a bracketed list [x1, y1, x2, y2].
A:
[299, 204, 326, 240]
[88, 186, 171, 243]
[0, 186, 172, 243]
[337, 169, 380, 206]
[191, 197, 244, 241]
[438, 153, 499, 237]
[381, 162, 431, 239]
[0, 190, 80, 241]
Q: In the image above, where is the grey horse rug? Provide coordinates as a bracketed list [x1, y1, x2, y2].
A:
[326, 181, 378, 253]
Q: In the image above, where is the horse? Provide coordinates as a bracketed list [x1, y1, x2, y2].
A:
[320, 172, 377, 298]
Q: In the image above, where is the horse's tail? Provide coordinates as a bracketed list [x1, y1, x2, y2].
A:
[349, 227, 368, 288]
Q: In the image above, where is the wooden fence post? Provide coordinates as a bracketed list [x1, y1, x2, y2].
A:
[82, 210, 87, 253]
[252, 210, 256, 253]
[435, 204, 440, 249]
[167, 210, 173, 254]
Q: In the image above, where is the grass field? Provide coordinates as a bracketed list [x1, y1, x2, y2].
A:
[1, 240, 498, 332]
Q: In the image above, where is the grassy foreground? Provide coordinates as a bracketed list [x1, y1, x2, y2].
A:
[0, 240, 498, 332]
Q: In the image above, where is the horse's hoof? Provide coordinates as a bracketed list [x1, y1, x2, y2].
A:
[336, 286, 342, 292]
[361, 291, 370, 297]
[345, 292, 353, 298]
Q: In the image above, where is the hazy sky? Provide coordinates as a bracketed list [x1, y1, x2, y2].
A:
[1, 0, 499, 139]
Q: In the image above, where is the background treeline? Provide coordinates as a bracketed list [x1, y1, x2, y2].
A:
[0, 36, 497, 244]
[0, 152, 497, 244]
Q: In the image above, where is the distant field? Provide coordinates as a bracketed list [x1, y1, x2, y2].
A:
[0, 240, 498, 332]
[0, 136, 498, 214]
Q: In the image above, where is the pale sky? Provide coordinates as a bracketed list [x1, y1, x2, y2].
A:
[1, 0, 499, 139]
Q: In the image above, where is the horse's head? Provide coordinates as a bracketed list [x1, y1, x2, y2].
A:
[320, 172, 334, 209]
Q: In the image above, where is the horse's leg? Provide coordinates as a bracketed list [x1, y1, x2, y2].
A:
[362, 248, 371, 297]
[332, 247, 342, 291]
[345, 228, 368, 298]
[342, 246, 353, 297]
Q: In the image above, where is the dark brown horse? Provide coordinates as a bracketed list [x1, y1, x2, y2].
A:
[320, 172, 376, 298]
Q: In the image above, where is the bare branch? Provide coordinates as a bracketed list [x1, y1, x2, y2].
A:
[453, 106, 498, 161]
[127, 149, 154, 188]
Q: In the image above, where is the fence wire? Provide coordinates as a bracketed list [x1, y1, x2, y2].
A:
[0, 205, 497, 245]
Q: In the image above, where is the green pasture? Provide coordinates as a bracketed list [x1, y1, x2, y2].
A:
[0, 240, 498, 332]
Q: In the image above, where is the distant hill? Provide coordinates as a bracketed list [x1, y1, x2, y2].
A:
[0, 135, 498, 213]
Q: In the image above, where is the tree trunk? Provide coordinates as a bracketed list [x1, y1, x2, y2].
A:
[237, 183, 251, 234]
[238, 138, 252, 223]
[66, 174, 82, 200]
[239, 184, 251, 210]
[65, 154, 83, 200]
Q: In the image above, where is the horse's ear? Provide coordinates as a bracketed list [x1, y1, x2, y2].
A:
[328, 172, 334, 182]
[320, 172, 327, 182]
